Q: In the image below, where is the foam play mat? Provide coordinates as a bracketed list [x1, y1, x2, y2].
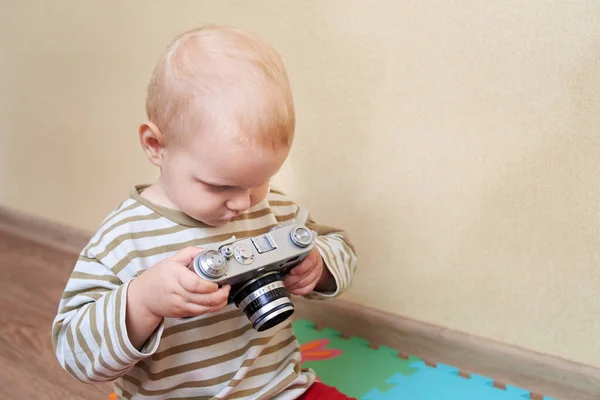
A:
[106, 319, 558, 399]
[292, 319, 557, 400]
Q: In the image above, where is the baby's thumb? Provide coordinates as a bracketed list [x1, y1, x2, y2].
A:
[170, 246, 203, 266]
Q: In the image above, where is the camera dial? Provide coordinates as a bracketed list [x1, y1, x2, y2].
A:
[234, 244, 255, 265]
[193, 250, 227, 279]
[290, 226, 313, 247]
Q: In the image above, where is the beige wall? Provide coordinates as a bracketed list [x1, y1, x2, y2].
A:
[2, 1, 600, 367]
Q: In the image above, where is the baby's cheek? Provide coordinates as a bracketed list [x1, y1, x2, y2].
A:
[183, 190, 220, 217]
[249, 184, 270, 206]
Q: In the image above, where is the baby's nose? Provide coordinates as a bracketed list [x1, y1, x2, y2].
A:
[226, 193, 251, 212]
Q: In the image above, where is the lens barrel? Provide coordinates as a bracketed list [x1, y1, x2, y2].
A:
[232, 271, 294, 331]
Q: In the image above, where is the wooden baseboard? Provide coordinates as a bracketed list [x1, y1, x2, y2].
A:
[2, 206, 598, 400]
[0, 206, 92, 254]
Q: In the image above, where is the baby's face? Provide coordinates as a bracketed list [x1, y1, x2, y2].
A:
[159, 134, 289, 227]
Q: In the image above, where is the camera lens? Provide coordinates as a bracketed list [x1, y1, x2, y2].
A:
[232, 271, 294, 331]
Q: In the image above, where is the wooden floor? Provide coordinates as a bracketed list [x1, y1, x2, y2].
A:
[0, 229, 112, 400]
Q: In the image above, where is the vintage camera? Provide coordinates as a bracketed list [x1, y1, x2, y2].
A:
[188, 224, 317, 331]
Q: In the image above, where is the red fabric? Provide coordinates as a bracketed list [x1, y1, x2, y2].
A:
[297, 381, 357, 400]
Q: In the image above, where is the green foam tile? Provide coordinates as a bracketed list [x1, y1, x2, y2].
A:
[292, 319, 419, 398]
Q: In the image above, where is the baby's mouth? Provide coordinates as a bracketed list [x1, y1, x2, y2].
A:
[227, 211, 243, 219]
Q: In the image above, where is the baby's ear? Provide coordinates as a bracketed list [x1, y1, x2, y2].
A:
[138, 121, 165, 166]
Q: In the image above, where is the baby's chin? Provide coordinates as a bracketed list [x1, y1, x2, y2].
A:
[202, 217, 233, 227]
[182, 209, 233, 227]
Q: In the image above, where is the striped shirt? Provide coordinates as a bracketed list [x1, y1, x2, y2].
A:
[52, 185, 358, 399]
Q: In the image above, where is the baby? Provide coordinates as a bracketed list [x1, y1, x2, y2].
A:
[52, 25, 357, 399]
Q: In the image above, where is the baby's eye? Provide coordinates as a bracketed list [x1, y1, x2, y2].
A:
[211, 185, 229, 192]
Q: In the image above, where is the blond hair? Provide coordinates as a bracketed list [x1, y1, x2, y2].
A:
[145, 25, 295, 149]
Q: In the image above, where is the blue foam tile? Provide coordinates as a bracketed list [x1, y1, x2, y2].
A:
[362, 388, 385, 400]
[360, 364, 531, 400]
[464, 372, 495, 386]
[407, 360, 427, 369]
[495, 383, 531, 397]
[435, 362, 460, 375]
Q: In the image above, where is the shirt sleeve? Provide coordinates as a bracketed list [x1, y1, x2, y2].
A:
[51, 254, 164, 383]
[267, 186, 358, 299]
[303, 215, 359, 299]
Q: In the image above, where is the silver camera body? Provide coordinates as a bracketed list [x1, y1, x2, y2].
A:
[189, 224, 317, 331]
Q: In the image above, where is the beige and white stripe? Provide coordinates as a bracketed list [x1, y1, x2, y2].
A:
[52, 185, 357, 399]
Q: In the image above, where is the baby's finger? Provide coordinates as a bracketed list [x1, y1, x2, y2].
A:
[288, 284, 317, 296]
[178, 273, 220, 294]
[180, 303, 212, 317]
[287, 275, 319, 295]
[170, 246, 204, 266]
[288, 259, 314, 276]
[285, 258, 318, 284]
[289, 249, 321, 275]
[286, 268, 320, 291]
[284, 272, 304, 287]
[186, 285, 230, 307]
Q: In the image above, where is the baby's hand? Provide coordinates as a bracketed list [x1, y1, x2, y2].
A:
[283, 248, 327, 295]
[126, 246, 230, 348]
[129, 246, 231, 319]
